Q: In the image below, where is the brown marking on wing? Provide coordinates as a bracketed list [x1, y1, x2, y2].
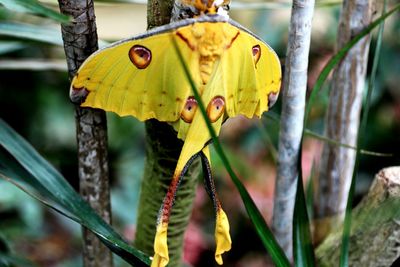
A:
[226, 31, 240, 49]
[176, 31, 195, 50]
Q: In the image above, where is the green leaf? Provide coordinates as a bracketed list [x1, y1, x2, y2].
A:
[0, 252, 37, 267]
[0, 59, 67, 71]
[0, 22, 109, 48]
[172, 38, 291, 267]
[0, 22, 63, 45]
[0, 234, 35, 266]
[0, 0, 70, 23]
[340, 0, 388, 266]
[0, 119, 151, 267]
[305, 161, 315, 220]
[293, 143, 315, 266]
[0, 41, 25, 54]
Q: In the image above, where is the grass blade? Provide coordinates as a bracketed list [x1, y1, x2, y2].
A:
[0, 22, 63, 45]
[0, 41, 25, 54]
[265, 111, 395, 157]
[293, 143, 315, 266]
[0, 119, 150, 267]
[0, 0, 70, 23]
[305, 160, 316, 220]
[171, 38, 290, 267]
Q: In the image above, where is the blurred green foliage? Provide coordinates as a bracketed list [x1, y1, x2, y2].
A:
[0, 0, 399, 266]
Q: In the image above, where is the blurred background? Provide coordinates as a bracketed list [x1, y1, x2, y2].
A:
[0, 0, 399, 266]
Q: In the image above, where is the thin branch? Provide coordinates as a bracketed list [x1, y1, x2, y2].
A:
[58, 1, 113, 266]
[272, 0, 315, 261]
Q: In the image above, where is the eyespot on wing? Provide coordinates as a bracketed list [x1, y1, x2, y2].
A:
[181, 96, 198, 123]
[207, 96, 225, 123]
[129, 45, 152, 69]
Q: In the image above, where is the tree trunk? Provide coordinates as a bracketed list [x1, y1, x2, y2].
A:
[134, 1, 200, 266]
[272, 0, 315, 260]
[316, 167, 400, 266]
[58, 1, 113, 266]
[314, 0, 374, 243]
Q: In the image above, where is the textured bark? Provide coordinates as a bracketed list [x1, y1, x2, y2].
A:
[58, 1, 113, 267]
[134, 1, 200, 266]
[316, 167, 400, 266]
[147, 0, 174, 29]
[314, 0, 373, 243]
[272, 0, 315, 260]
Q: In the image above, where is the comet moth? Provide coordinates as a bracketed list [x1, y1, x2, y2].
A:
[70, 1, 281, 266]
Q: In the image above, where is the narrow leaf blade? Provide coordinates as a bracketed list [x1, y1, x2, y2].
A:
[0, 22, 63, 45]
[293, 144, 315, 266]
[172, 38, 291, 267]
[0, 119, 151, 266]
[0, 0, 70, 23]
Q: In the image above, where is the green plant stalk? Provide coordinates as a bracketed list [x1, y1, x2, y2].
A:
[134, 1, 200, 266]
[172, 37, 291, 267]
[339, 0, 387, 265]
[134, 120, 200, 266]
[265, 113, 394, 157]
[303, 129, 393, 157]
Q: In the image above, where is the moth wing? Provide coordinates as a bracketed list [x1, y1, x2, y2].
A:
[70, 29, 200, 122]
[221, 25, 281, 118]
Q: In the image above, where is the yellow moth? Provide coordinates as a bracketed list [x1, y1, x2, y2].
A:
[70, 6, 281, 267]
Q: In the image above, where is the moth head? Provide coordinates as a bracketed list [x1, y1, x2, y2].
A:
[177, 0, 230, 17]
[213, 0, 230, 18]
